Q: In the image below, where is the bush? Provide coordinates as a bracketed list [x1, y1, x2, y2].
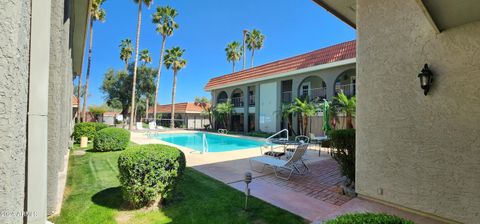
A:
[93, 127, 130, 151]
[325, 213, 413, 224]
[328, 129, 355, 183]
[118, 144, 186, 208]
[72, 122, 109, 143]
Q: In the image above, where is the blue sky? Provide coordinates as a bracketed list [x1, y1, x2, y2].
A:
[82, 0, 355, 106]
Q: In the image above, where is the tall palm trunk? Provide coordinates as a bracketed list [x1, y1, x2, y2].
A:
[82, 20, 94, 122]
[250, 48, 255, 68]
[145, 97, 149, 121]
[153, 36, 167, 124]
[129, 2, 142, 130]
[232, 61, 235, 73]
[170, 69, 178, 128]
[76, 77, 82, 123]
[242, 30, 247, 70]
[124, 61, 128, 71]
[302, 114, 308, 135]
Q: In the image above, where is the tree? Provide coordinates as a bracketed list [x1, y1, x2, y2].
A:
[119, 39, 133, 71]
[290, 98, 318, 135]
[245, 29, 265, 68]
[225, 41, 242, 72]
[164, 47, 187, 128]
[137, 65, 157, 121]
[101, 69, 132, 120]
[88, 105, 109, 122]
[152, 6, 179, 124]
[213, 101, 233, 130]
[139, 49, 152, 65]
[278, 103, 295, 136]
[194, 96, 212, 129]
[129, 0, 153, 130]
[334, 91, 356, 129]
[82, 0, 106, 123]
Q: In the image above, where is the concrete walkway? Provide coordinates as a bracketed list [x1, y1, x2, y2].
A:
[131, 130, 445, 223]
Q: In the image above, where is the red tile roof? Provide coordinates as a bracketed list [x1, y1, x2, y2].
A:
[148, 102, 209, 114]
[205, 40, 356, 90]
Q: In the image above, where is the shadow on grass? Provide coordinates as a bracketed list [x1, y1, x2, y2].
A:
[91, 187, 125, 210]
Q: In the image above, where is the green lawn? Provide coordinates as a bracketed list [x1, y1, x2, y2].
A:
[51, 144, 306, 224]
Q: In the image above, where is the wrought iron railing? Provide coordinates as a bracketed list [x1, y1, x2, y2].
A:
[231, 97, 244, 107]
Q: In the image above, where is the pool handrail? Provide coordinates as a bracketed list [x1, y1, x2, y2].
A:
[202, 132, 209, 153]
[266, 129, 289, 144]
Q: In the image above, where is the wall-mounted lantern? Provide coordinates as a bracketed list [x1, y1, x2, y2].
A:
[418, 64, 433, 96]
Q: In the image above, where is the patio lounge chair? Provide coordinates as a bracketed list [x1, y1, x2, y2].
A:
[148, 122, 156, 130]
[249, 143, 309, 180]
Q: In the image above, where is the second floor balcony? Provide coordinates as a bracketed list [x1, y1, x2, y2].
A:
[299, 87, 327, 102]
[231, 97, 244, 107]
[335, 83, 356, 98]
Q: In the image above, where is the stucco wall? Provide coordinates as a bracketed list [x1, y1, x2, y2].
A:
[0, 1, 31, 223]
[356, 0, 480, 223]
[47, 0, 74, 215]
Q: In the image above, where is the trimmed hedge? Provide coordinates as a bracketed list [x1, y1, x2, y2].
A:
[93, 127, 130, 151]
[118, 144, 186, 208]
[328, 129, 355, 182]
[72, 122, 109, 143]
[325, 213, 413, 224]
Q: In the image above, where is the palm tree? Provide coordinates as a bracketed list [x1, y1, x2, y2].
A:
[213, 101, 233, 130]
[194, 96, 212, 129]
[245, 29, 265, 68]
[82, 0, 106, 122]
[152, 6, 179, 124]
[164, 47, 187, 128]
[334, 91, 356, 129]
[278, 103, 295, 136]
[139, 49, 152, 120]
[290, 98, 318, 135]
[242, 29, 248, 70]
[225, 41, 242, 72]
[139, 49, 152, 65]
[119, 39, 133, 71]
[129, 0, 153, 130]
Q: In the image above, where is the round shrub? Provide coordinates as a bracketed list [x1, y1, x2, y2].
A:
[328, 129, 356, 182]
[72, 122, 109, 143]
[118, 144, 186, 208]
[325, 213, 413, 224]
[93, 127, 130, 151]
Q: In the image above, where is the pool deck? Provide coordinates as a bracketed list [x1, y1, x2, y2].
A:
[131, 130, 445, 224]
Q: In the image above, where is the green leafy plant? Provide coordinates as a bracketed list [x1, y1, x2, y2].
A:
[72, 122, 109, 143]
[213, 101, 233, 130]
[328, 129, 355, 183]
[225, 41, 243, 72]
[88, 105, 109, 122]
[325, 213, 413, 224]
[289, 98, 318, 135]
[118, 144, 186, 208]
[93, 127, 130, 151]
[164, 46, 187, 128]
[333, 91, 356, 129]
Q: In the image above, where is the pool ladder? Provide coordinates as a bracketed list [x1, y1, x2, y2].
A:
[264, 129, 289, 152]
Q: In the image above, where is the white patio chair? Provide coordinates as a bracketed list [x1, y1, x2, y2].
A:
[136, 122, 144, 130]
[249, 144, 309, 180]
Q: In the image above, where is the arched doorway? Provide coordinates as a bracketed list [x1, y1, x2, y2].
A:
[216, 91, 228, 104]
[334, 69, 356, 97]
[231, 88, 244, 107]
[298, 76, 327, 102]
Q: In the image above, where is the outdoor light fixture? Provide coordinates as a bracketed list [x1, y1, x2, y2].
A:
[418, 64, 433, 95]
[244, 172, 252, 210]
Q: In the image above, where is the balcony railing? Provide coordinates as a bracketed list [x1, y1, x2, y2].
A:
[248, 95, 255, 106]
[336, 83, 356, 98]
[217, 98, 227, 104]
[282, 91, 292, 103]
[300, 87, 327, 101]
[231, 97, 244, 107]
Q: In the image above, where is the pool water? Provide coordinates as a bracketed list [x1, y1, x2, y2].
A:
[151, 132, 266, 152]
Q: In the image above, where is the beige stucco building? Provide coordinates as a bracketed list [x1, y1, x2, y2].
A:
[205, 41, 356, 135]
[315, 0, 480, 223]
[0, 0, 90, 223]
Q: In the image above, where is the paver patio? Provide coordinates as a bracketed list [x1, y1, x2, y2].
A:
[131, 131, 445, 223]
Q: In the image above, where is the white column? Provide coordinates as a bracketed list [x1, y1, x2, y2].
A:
[27, 0, 51, 223]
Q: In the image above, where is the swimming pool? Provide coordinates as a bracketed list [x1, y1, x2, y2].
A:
[151, 132, 266, 152]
